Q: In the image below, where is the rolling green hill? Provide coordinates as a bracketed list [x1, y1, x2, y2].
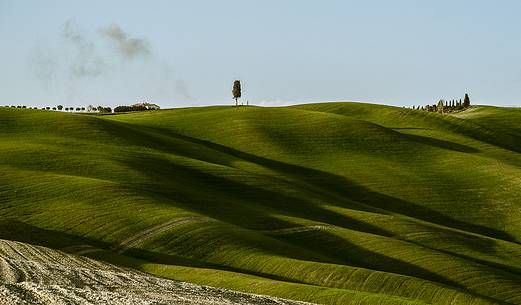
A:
[1, 102, 520, 305]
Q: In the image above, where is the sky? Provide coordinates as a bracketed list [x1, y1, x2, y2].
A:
[1, 0, 521, 108]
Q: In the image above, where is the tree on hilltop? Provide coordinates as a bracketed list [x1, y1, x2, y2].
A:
[232, 80, 241, 106]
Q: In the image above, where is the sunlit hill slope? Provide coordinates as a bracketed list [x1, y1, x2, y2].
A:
[1, 102, 520, 305]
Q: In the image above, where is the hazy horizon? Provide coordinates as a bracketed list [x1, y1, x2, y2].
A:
[1, 0, 521, 108]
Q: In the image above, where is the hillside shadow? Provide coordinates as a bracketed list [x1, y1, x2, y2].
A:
[0, 219, 329, 289]
[123, 154, 392, 238]
[0, 219, 111, 252]
[123, 247, 335, 286]
[390, 127, 432, 130]
[94, 119, 237, 168]
[394, 132, 480, 153]
[0, 220, 513, 304]
[101, 121, 515, 242]
[444, 117, 521, 154]
[269, 230, 518, 305]
[404, 238, 521, 277]
[270, 229, 464, 288]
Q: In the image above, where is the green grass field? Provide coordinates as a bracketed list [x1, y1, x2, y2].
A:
[1, 102, 520, 304]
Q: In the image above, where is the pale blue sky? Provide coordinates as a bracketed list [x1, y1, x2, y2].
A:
[1, 0, 520, 108]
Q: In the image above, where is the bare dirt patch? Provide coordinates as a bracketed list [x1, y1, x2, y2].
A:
[0, 239, 313, 305]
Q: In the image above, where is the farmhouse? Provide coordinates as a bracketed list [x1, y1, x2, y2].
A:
[131, 102, 160, 110]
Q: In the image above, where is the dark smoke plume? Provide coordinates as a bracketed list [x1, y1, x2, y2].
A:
[29, 20, 192, 104]
[99, 24, 151, 59]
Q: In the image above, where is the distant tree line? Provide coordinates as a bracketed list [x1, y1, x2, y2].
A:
[4, 104, 113, 113]
[114, 105, 149, 113]
[409, 94, 471, 114]
[114, 102, 160, 113]
[4, 103, 163, 114]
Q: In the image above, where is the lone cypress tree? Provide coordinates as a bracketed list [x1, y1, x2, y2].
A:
[463, 94, 471, 107]
[232, 80, 241, 106]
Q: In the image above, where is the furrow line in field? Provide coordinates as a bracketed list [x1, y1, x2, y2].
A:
[111, 216, 215, 254]
[259, 225, 329, 235]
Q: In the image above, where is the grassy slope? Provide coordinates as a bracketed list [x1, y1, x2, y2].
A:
[0, 103, 520, 305]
